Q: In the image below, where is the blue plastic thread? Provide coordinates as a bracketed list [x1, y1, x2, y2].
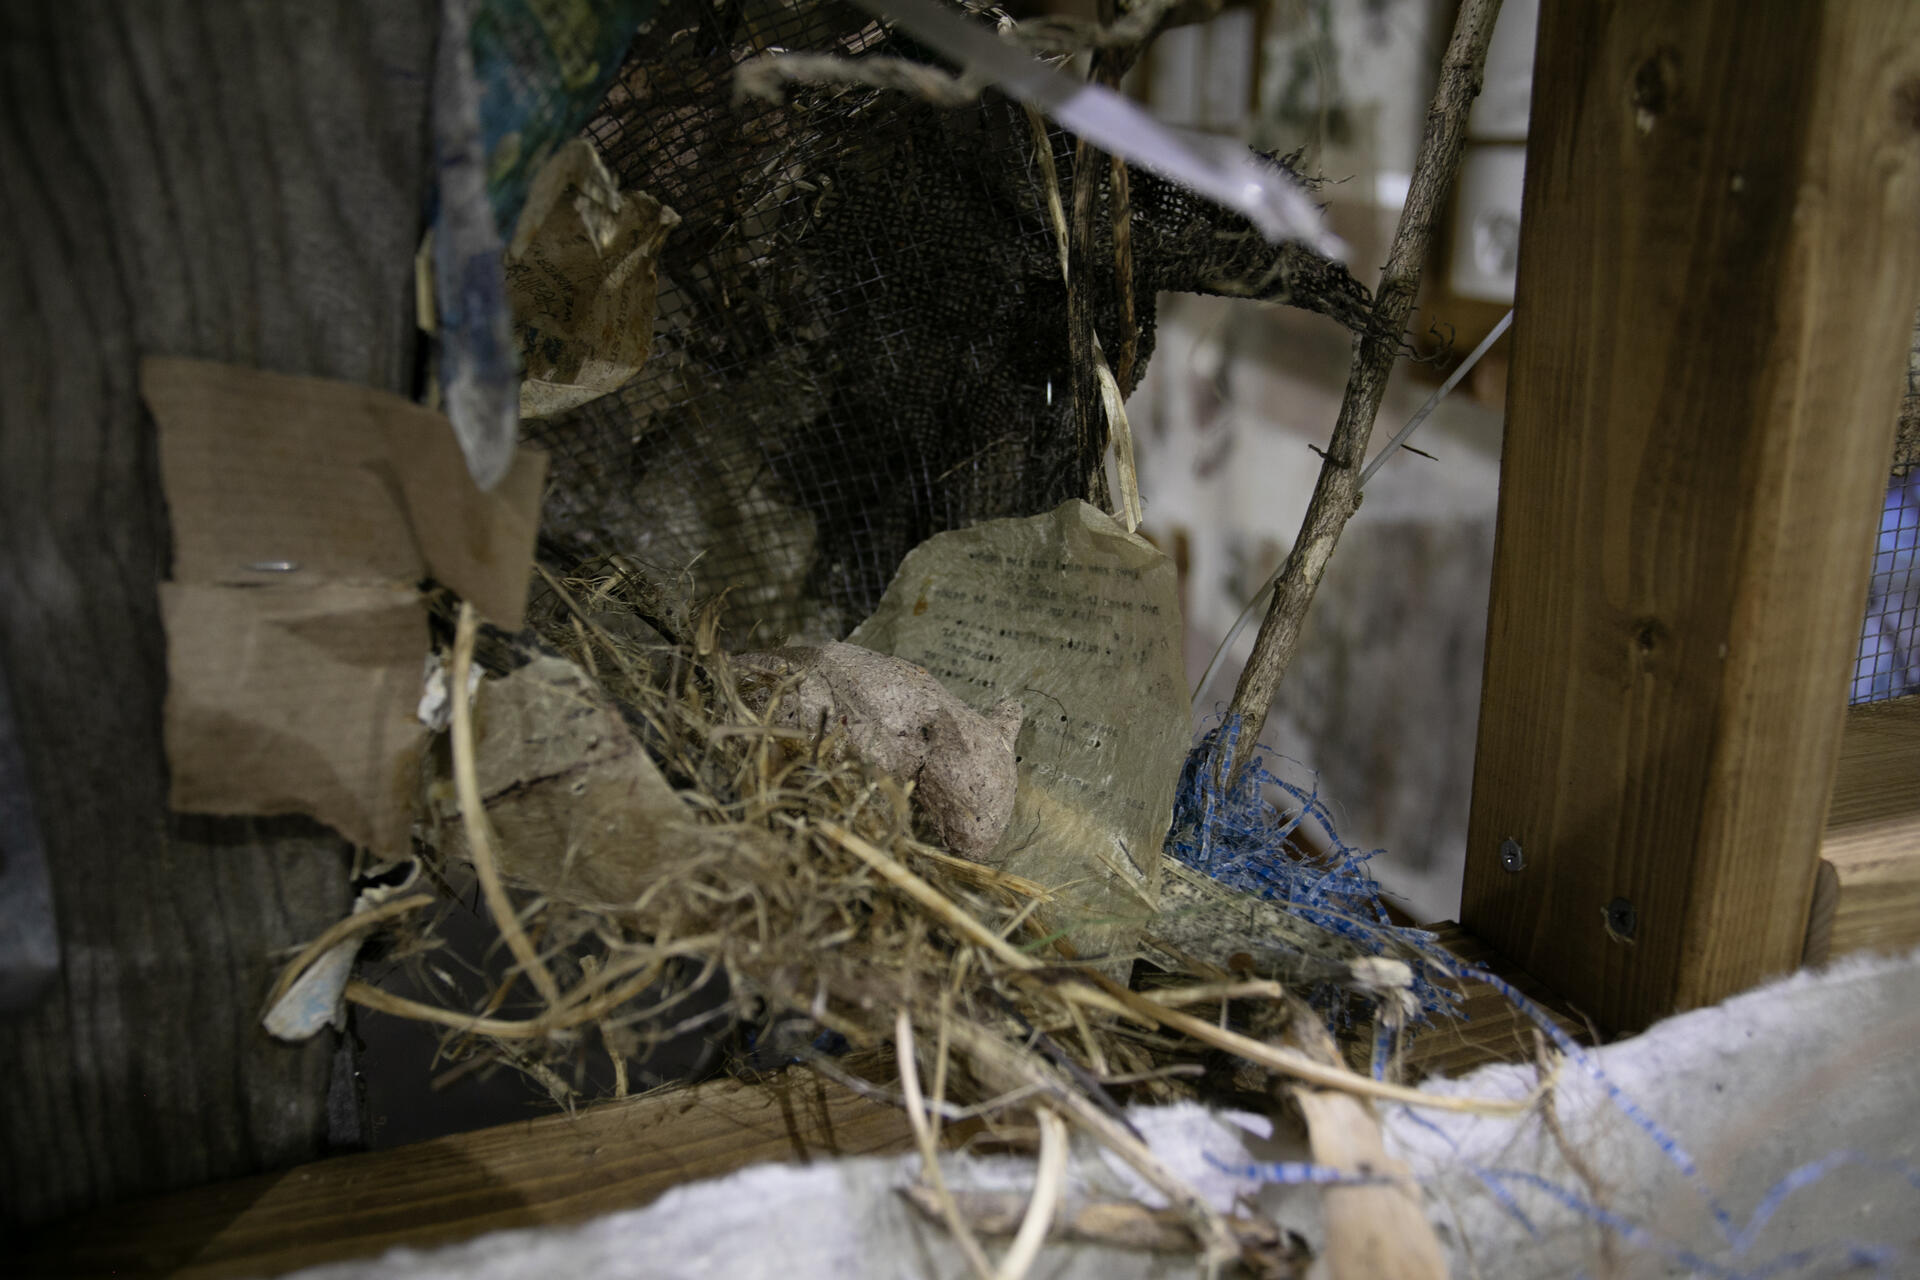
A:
[1167, 717, 1462, 1019]
[1170, 717, 1917, 1276]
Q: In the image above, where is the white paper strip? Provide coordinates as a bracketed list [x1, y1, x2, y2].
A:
[851, 0, 1343, 256]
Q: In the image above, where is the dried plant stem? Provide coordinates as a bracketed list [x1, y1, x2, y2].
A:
[452, 602, 563, 1007]
[816, 821, 1041, 972]
[341, 946, 696, 1040]
[908, 843, 1054, 902]
[534, 562, 639, 684]
[898, 1008, 995, 1280]
[604, 1022, 630, 1098]
[1073, 977, 1533, 1116]
[1222, 0, 1504, 759]
[1137, 979, 1286, 1006]
[1068, 129, 1110, 508]
[265, 892, 436, 1012]
[946, 1018, 1240, 1273]
[1024, 102, 1134, 524]
[993, 1108, 1069, 1280]
[344, 981, 559, 1038]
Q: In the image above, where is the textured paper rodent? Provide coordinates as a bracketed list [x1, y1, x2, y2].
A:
[735, 642, 1022, 865]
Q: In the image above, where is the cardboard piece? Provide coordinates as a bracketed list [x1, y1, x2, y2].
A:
[146, 358, 547, 855]
[507, 139, 679, 421]
[849, 500, 1189, 968]
[161, 582, 428, 852]
[445, 652, 702, 905]
[147, 358, 546, 625]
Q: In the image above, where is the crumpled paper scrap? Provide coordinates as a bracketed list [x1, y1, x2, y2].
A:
[507, 138, 680, 421]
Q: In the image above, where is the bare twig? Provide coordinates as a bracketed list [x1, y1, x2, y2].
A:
[1221, 0, 1504, 761]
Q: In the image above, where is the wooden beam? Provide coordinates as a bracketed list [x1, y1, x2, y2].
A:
[1462, 3, 1920, 1032]
[0, 1, 434, 1223]
[22, 1074, 922, 1280]
[1395, 924, 1588, 1082]
[1803, 696, 1920, 965]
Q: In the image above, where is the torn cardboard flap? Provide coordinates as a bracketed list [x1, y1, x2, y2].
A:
[146, 358, 548, 856]
[145, 357, 546, 625]
[849, 499, 1190, 969]
[162, 581, 428, 853]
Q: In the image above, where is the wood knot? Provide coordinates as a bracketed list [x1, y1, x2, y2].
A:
[1631, 47, 1680, 134]
[1894, 78, 1920, 134]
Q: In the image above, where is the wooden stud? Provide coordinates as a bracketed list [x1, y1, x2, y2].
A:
[23, 1074, 922, 1279]
[1803, 696, 1920, 966]
[1462, 2, 1920, 1031]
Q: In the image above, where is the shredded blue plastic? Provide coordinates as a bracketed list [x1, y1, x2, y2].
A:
[1172, 716, 1917, 1276]
[1165, 715, 1461, 1018]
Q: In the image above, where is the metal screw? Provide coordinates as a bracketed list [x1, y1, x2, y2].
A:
[1604, 897, 1638, 943]
[1499, 837, 1525, 872]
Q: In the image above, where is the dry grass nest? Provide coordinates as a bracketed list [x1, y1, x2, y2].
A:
[267, 559, 1531, 1278]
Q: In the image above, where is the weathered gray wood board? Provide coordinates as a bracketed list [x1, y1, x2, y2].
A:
[0, 2, 434, 1224]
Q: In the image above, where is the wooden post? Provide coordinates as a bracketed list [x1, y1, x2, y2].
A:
[1462, 2, 1920, 1032]
[0, 2, 433, 1223]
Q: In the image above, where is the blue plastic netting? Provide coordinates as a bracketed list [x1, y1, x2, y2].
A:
[1166, 715, 1462, 1022]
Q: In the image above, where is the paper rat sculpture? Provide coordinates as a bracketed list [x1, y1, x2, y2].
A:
[735, 643, 1022, 865]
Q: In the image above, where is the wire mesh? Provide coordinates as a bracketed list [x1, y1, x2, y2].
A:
[525, 0, 1370, 642]
[1851, 317, 1920, 705]
[1854, 471, 1920, 704]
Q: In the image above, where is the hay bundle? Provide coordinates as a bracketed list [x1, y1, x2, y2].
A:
[264, 563, 1521, 1278]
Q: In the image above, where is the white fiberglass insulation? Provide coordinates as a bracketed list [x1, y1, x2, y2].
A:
[290, 945, 1920, 1280]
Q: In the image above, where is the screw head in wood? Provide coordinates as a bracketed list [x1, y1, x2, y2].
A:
[1604, 897, 1638, 943]
[1499, 837, 1524, 872]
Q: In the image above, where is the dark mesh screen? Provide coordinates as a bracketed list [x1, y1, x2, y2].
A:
[526, 0, 1371, 642]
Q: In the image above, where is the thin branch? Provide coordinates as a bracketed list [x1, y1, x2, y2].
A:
[1221, 0, 1505, 761]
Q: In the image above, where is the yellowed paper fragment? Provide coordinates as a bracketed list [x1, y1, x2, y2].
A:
[507, 138, 680, 420]
[850, 500, 1188, 967]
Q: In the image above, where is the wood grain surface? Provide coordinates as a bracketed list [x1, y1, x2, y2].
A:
[1803, 696, 1920, 965]
[0, 1, 435, 1224]
[1461, 2, 1920, 1032]
[23, 1073, 921, 1280]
